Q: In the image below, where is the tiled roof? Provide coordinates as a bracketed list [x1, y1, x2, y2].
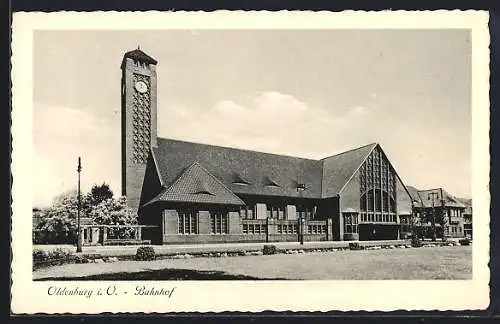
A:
[406, 186, 466, 208]
[146, 162, 245, 205]
[147, 138, 395, 205]
[152, 138, 324, 199]
[457, 197, 472, 215]
[321, 143, 377, 197]
[122, 48, 158, 66]
[405, 186, 423, 205]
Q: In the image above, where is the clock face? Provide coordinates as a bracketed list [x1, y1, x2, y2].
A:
[135, 81, 148, 93]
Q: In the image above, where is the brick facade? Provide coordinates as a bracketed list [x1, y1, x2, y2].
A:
[121, 49, 421, 245]
[121, 54, 158, 213]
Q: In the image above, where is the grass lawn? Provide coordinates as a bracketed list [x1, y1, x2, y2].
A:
[34, 246, 472, 281]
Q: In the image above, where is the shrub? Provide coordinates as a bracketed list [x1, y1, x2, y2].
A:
[48, 247, 72, 260]
[33, 247, 74, 269]
[263, 245, 277, 255]
[135, 246, 156, 261]
[344, 233, 357, 241]
[349, 242, 363, 250]
[459, 238, 471, 246]
[411, 237, 423, 248]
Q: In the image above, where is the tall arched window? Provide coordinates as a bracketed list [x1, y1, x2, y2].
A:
[359, 147, 398, 220]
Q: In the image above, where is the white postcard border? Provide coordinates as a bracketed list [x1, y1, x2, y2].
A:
[11, 10, 490, 313]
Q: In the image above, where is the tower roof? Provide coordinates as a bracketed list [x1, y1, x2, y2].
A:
[121, 48, 158, 68]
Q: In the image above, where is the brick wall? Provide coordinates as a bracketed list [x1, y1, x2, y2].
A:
[121, 57, 158, 214]
[255, 203, 267, 219]
[163, 209, 179, 236]
[396, 176, 412, 215]
[198, 211, 211, 234]
[228, 211, 240, 234]
[340, 169, 361, 212]
[286, 205, 297, 220]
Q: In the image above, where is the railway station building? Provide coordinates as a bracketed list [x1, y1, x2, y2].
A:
[120, 48, 414, 244]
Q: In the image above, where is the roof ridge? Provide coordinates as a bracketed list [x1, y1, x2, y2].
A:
[336, 143, 378, 195]
[157, 137, 321, 162]
[319, 142, 378, 161]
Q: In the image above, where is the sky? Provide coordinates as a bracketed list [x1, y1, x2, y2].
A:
[33, 29, 472, 207]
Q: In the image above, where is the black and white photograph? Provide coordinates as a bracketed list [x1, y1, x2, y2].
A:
[11, 11, 490, 313]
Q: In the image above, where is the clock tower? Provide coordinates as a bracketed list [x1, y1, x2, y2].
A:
[121, 48, 158, 213]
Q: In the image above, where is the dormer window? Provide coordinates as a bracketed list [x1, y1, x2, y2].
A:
[191, 180, 215, 196]
[232, 173, 251, 185]
[263, 176, 279, 187]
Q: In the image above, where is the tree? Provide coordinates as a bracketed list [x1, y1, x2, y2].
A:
[89, 196, 137, 239]
[33, 187, 137, 244]
[87, 183, 114, 206]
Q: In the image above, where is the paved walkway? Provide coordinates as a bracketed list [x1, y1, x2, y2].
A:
[33, 245, 472, 281]
[34, 240, 414, 257]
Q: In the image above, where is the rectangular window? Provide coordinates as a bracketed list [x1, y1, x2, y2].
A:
[343, 214, 359, 233]
[210, 211, 228, 234]
[308, 225, 312, 234]
[178, 211, 198, 234]
[242, 224, 248, 234]
[292, 224, 297, 234]
[249, 224, 254, 234]
[278, 206, 285, 219]
[240, 204, 255, 219]
[277, 225, 282, 234]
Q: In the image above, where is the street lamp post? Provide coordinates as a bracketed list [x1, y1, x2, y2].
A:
[428, 192, 439, 242]
[297, 184, 306, 245]
[300, 217, 305, 245]
[440, 188, 448, 242]
[76, 157, 82, 253]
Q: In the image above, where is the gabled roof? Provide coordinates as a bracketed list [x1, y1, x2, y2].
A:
[145, 138, 402, 205]
[406, 186, 466, 208]
[321, 143, 377, 197]
[145, 162, 245, 206]
[406, 186, 423, 205]
[152, 138, 324, 199]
